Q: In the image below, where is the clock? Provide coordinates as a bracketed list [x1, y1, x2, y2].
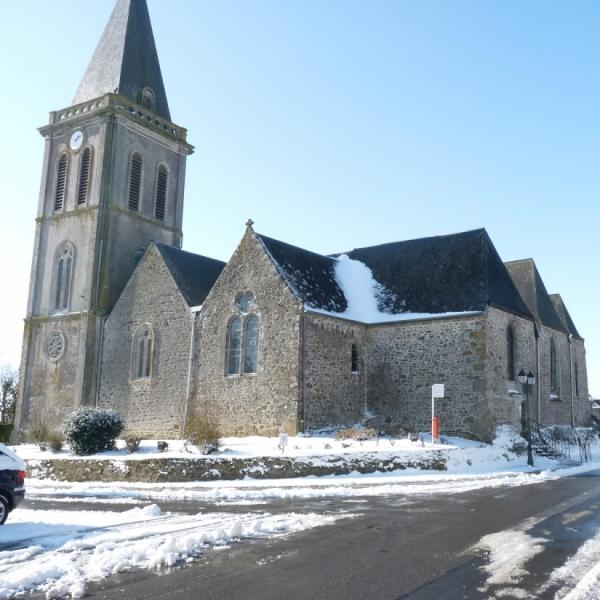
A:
[69, 130, 84, 151]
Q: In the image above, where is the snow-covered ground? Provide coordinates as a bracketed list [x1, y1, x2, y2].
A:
[15, 430, 487, 461]
[4, 426, 600, 599]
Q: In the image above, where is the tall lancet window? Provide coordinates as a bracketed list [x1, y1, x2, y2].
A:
[54, 243, 75, 312]
[128, 153, 142, 211]
[226, 317, 242, 376]
[506, 326, 515, 381]
[77, 147, 92, 205]
[550, 337, 560, 395]
[132, 325, 154, 380]
[154, 165, 168, 221]
[243, 315, 260, 374]
[54, 154, 68, 211]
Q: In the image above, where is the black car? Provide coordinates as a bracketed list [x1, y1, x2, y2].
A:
[0, 443, 26, 525]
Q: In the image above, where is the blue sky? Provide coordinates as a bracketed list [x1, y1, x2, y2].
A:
[0, 0, 598, 395]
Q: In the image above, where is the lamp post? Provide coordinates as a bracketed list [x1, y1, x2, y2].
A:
[518, 369, 536, 467]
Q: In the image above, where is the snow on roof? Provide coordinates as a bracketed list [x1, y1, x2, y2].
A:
[306, 254, 481, 324]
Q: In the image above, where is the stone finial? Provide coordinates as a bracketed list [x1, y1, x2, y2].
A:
[246, 219, 255, 231]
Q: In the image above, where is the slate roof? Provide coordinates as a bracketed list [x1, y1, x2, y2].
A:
[257, 234, 347, 312]
[345, 229, 532, 317]
[550, 294, 582, 340]
[505, 260, 567, 333]
[258, 228, 533, 321]
[73, 0, 171, 120]
[154, 242, 225, 307]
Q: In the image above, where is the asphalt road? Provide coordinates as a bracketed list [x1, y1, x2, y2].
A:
[24, 471, 600, 599]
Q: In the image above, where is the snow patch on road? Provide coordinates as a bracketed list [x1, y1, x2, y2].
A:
[476, 524, 546, 596]
[0, 506, 344, 599]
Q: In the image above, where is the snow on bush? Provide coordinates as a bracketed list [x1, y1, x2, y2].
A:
[63, 408, 124, 456]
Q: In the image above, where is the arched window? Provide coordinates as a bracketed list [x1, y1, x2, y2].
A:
[226, 317, 242, 375]
[132, 325, 154, 379]
[550, 337, 560, 395]
[77, 147, 92, 205]
[243, 315, 260, 374]
[506, 326, 515, 381]
[128, 153, 142, 211]
[351, 344, 359, 374]
[154, 165, 168, 220]
[54, 154, 68, 211]
[54, 243, 74, 311]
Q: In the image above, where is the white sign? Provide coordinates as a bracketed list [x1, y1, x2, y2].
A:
[432, 384, 445, 398]
[278, 432, 289, 452]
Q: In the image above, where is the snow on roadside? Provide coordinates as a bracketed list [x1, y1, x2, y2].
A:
[475, 525, 546, 597]
[25, 469, 555, 504]
[543, 528, 600, 599]
[0, 506, 344, 599]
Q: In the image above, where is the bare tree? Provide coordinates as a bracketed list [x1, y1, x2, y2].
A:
[0, 367, 18, 424]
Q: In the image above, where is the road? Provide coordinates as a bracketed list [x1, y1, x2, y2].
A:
[22, 469, 600, 599]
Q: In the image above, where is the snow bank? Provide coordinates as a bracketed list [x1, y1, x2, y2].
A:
[0, 506, 342, 599]
[545, 528, 600, 599]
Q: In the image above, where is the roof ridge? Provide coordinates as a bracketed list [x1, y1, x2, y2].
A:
[341, 227, 488, 255]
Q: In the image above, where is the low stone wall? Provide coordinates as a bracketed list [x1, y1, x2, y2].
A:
[27, 452, 448, 483]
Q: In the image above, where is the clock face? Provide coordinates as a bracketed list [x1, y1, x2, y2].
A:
[70, 130, 84, 151]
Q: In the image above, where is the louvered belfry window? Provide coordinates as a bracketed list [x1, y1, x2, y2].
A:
[77, 148, 92, 205]
[54, 154, 68, 211]
[154, 165, 168, 220]
[128, 153, 142, 211]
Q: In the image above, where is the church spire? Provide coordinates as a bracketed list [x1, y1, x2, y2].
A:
[73, 0, 171, 120]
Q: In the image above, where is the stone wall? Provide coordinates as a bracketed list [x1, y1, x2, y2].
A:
[484, 307, 537, 429]
[366, 314, 491, 440]
[302, 314, 367, 430]
[537, 328, 576, 425]
[99, 244, 192, 438]
[190, 230, 302, 436]
[572, 339, 591, 426]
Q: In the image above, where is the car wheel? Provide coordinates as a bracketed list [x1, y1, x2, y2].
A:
[0, 494, 9, 525]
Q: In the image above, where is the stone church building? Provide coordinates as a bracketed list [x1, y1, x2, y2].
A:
[13, 0, 590, 442]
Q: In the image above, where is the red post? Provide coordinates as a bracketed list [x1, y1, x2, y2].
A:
[433, 416, 440, 441]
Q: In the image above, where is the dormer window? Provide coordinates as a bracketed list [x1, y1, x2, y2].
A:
[141, 87, 155, 111]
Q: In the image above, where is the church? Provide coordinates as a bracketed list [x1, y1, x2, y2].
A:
[13, 0, 590, 443]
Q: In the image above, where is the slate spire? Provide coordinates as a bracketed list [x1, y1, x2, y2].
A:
[73, 0, 171, 120]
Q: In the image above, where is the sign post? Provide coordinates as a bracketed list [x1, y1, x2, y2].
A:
[278, 431, 289, 454]
[431, 384, 445, 443]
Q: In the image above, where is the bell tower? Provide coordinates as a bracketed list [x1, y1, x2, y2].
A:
[14, 0, 193, 438]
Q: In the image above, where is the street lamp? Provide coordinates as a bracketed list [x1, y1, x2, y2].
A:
[518, 369, 536, 467]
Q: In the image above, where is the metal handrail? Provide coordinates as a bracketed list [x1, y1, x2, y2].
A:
[528, 419, 593, 464]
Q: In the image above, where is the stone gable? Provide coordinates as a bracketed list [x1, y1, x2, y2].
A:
[190, 229, 303, 436]
[99, 244, 192, 437]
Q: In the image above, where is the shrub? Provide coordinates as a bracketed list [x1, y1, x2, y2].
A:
[335, 427, 378, 442]
[184, 412, 221, 455]
[0, 424, 12, 443]
[28, 410, 51, 447]
[125, 435, 142, 454]
[63, 408, 124, 456]
[47, 430, 64, 453]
